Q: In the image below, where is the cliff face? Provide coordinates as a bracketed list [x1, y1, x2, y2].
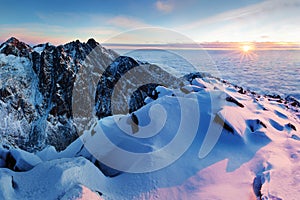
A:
[94, 56, 185, 119]
[0, 37, 118, 151]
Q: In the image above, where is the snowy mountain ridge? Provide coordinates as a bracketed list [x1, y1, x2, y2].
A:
[0, 37, 119, 151]
[0, 38, 300, 199]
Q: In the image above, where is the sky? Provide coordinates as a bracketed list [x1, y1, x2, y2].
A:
[0, 0, 300, 45]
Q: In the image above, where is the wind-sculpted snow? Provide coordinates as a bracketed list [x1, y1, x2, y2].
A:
[1, 69, 299, 199]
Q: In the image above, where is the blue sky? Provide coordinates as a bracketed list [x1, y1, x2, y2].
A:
[0, 0, 299, 44]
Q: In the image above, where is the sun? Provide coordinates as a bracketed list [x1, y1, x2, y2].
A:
[238, 43, 257, 62]
[241, 45, 252, 52]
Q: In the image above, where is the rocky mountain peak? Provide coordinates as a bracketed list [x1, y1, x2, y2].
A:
[87, 38, 99, 49]
[0, 37, 33, 58]
[0, 37, 119, 152]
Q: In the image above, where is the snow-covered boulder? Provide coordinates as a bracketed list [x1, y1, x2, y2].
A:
[0, 157, 106, 199]
[0, 146, 42, 171]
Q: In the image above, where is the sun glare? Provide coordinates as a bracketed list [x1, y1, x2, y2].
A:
[241, 45, 252, 52]
[237, 43, 257, 62]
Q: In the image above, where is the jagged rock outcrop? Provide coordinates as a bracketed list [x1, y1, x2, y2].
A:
[0, 37, 32, 58]
[94, 56, 186, 119]
[0, 37, 118, 152]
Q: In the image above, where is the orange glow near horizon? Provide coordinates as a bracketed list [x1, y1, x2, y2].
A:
[1, 35, 300, 49]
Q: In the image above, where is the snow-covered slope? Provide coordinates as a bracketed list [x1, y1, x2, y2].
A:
[1, 69, 299, 199]
[80, 76, 300, 200]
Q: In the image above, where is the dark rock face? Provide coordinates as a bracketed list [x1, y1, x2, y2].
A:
[0, 37, 118, 152]
[252, 175, 263, 199]
[285, 95, 300, 108]
[95, 56, 186, 119]
[182, 72, 205, 83]
[128, 83, 161, 113]
[95, 56, 140, 118]
[225, 96, 244, 108]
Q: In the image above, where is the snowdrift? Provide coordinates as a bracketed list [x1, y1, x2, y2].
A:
[1, 74, 299, 199]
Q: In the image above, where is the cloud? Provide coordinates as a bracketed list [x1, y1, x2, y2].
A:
[155, 1, 174, 13]
[176, 0, 300, 42]
[179, 0, 300, 30]
[107, 16, 149, 29]
[260, 35, 270, 39]
[37, 11, 151, 30]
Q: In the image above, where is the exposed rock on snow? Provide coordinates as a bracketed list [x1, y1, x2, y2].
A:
[95, 56, 186, 119]
[5, 148, 42, 171]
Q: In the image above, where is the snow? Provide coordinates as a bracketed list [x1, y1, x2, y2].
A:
[191, 78, 207, 88]
[33, 45, 46, 54]
[0, 157, 106, 200]
[36, 146, 59, 161]
[0, 53, 43, 148]
[60, 185, 103, 200]
[9, 148, 42, 171]
[0, 54, 30, 71]
[0, 71, 300, 199]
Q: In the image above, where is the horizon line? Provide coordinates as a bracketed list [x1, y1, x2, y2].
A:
[103, 42, 300, 51]
[1, 37, 300, 50]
